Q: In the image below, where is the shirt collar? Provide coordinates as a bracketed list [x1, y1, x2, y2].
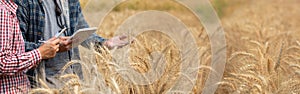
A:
[1, 0, 17, 15]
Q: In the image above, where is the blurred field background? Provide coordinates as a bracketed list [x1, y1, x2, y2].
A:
[30, 0, 300, 94]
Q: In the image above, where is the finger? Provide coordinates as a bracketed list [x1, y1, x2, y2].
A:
[118, 35, 127, 40]
[66, 45, 72, 50]
[70, 38, 78, 42]
[60, 40, 72, 45]
[52, 45, 60, 52]
[59, 41, 67, 46]
[118, 40, 129, 45]
[120, 43, 129, 47]
[124, 42, 129, 45]
[113, 42, 129, 48]
[65, 39, 72, 45]
[59, 36, 70, 40]
[54, 45, 60, 50]
[117, 43, 129, 48]
[51, 38, 61, 45]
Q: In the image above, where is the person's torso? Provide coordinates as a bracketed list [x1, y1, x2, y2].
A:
[14, 0, 88, 77]
[42, 0, 73, 76]
[0, 1, 30, 93]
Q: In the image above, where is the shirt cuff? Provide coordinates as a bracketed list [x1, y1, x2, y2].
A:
[95, 36, 107, 45]
[31, 49, 42, 64]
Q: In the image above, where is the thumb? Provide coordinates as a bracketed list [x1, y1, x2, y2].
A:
[59, 36, 70, 40]
[118, 39, 129, 44]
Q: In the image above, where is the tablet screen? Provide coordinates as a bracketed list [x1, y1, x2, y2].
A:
[69, 27, 97, 48]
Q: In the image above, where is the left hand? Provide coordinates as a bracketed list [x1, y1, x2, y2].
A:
[58, 36, 73, 52]
[104, 35, 129, 49]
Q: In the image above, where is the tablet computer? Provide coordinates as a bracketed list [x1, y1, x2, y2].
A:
[69, 27, 97, 48]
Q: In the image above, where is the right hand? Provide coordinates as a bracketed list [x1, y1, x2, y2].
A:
[103, 35, 129, 49]
[38, 37, 60, 59]
[57, 36, 72, 53]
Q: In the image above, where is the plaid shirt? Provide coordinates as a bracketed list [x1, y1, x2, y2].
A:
[0, 0, 42, 93]
[14, 0, 91, 51]
[14, 0, 105, 88]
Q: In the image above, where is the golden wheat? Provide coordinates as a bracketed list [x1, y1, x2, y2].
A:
[30, 0, 300, 94]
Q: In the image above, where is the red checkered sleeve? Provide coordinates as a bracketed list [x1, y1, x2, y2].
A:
[0, 3, 42, 75]
[0, 1, 42, 93]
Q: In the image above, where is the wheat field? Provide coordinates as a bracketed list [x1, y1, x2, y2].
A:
[30, 0, 300, 94]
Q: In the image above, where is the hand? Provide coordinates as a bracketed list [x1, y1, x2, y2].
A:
[104, 35, 129, 49]
[38, 37, 60, 59]
[57, 36, 72, 53]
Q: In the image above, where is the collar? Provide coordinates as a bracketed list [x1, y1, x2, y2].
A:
[1, 0, 17, 15]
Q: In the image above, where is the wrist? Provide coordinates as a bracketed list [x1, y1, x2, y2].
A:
[34, 48, 43, 61]
[37, 48, 43, 59]
[103, 40, 108, 47]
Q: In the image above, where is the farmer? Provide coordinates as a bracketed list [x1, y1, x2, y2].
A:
[0, 0, 61, 93]
[14, 0, 128, 88]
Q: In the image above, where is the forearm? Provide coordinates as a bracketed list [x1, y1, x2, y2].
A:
[0, 49, 42, 76]
[0, 0, 42, 76]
